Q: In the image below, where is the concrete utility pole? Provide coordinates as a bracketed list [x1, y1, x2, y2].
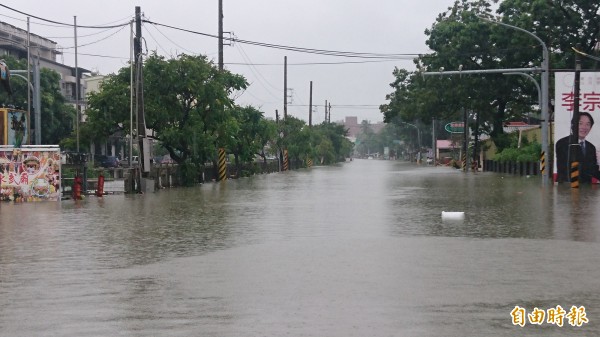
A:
[134, 6, 149, 178]
[309, 81, 313, 127]
[462, 108, 468, 172]
[73, 16, 80, 151]
[218, 0, 223, 71]
[569, 51, 582, 187]
[33, 58, 40, 145]
[473, 111, 479, 171]
[432, 118, 437, 165]
[26, 17, 31, 145]
[283, 56, 287, 119]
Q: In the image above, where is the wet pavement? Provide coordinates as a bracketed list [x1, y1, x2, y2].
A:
[1, 159, 599, 336]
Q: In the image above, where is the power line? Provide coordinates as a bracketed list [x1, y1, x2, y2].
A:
[58, 25, 128, 49]
[290, 104, 380, 109]
[0, 12, 133, 33]
[235, 43, 281, 99]
[61, 51, 128, 60]
[142, 23, 173, 57]
[0, 4, 131, 29]
[143, 19, 420, 60]
[226, 59, 407, 66]
[144, 21, 199, 56]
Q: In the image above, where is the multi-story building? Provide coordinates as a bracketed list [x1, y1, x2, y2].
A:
[0, 21, 89, 106]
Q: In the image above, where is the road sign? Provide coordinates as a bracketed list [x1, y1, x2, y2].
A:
[445, 122, 464, 134]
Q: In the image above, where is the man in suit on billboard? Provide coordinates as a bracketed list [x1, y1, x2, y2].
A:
[555, 112, 600, 184]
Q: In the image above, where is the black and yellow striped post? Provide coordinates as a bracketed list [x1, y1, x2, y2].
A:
[539, 151, 546, 176]
[218, 148, 227, 181]
[570, 161, 579, 188]
[461, 152, 467, 172]
[306, 156, 313, 168]
[569, 50, 582, 189]
[283, 149, 289, 171]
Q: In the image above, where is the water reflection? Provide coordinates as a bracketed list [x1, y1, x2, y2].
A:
[1, 159, 600, 336]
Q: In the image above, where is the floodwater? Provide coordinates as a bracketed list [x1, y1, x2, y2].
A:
[1, 159, 599, 337]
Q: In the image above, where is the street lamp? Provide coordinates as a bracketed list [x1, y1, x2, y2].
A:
[402, 122, 421, 161]
[9, 73, 35, 145]
[478, 15, 550, 185]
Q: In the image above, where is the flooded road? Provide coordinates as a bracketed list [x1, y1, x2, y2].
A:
[1, 159, 599, 336]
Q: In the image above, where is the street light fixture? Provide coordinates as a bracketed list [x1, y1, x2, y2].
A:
[478, 15, 550, 185]
[402, 122, 421, 158]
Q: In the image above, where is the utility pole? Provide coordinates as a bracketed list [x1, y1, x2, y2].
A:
[276, 109, 282, 171]
[218, 0, 223, 71]
[569, 50, 581, 187]
[27, 17, 31, 145]
[134, 6, 148, 179]
[432, 118, 436, 165]
[283, 56, 287, 119]
[73, 16, 80, 151]
[27, 17, 30, 143]
[34, 56, 40, 145]
[309, 81, 313, 127]
[462, 107, 468, 172]
[473, 111, 479, 172]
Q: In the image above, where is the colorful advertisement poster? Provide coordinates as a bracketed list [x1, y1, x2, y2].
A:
[553, 72, 600, 183]
[0, 146, 61, 202]
[0, 108, 29, 147]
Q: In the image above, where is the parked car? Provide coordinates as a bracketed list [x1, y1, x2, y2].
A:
[120, 155, 139, 167]
[100, 156, 120, 168]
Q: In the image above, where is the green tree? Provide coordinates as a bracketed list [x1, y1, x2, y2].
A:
[355, 120, 379, 157]
[40, 69, 76, 145]
[497, 0, 600, 70]
[228, 105, 275, 175]
[0, 55, 75, 146]
[312, 122, 353, 162]
[143, 53, 247, 168]
[280, 116, 311, 164]
[382, 0, 600, 154]
[85, 53, 248, 171]
[256, 118, 279, 162]
[82, 67, 130, 145]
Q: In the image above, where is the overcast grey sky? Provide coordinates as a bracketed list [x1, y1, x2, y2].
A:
[0, 0, 454, 123]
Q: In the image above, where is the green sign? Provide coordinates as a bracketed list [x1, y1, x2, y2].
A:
[444, 122, 464, 133]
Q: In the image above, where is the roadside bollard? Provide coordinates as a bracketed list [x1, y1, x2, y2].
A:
[96, 174, 105, 197]
[73, 175, 82, 200]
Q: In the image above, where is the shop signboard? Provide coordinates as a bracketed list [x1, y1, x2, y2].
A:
[0, 108, 29, 146]
[0, 145, 61, 202]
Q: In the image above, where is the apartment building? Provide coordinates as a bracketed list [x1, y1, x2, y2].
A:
[0, 21, 90, 105]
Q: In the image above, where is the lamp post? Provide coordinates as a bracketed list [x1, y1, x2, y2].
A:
[478, 16, 550, 185]
[10, 72, 36, 145]
[402, 122, 421, 161]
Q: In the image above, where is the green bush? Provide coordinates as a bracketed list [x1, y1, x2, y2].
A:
[495, 140, 541, 163]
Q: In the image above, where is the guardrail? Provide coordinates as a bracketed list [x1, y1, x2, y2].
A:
[483, 160, 540, 176]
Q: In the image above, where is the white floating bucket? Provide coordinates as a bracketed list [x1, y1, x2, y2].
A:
[441, 211, 465, 220]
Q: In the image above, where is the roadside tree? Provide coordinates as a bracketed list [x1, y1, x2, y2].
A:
[0, 56, 75, 146]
